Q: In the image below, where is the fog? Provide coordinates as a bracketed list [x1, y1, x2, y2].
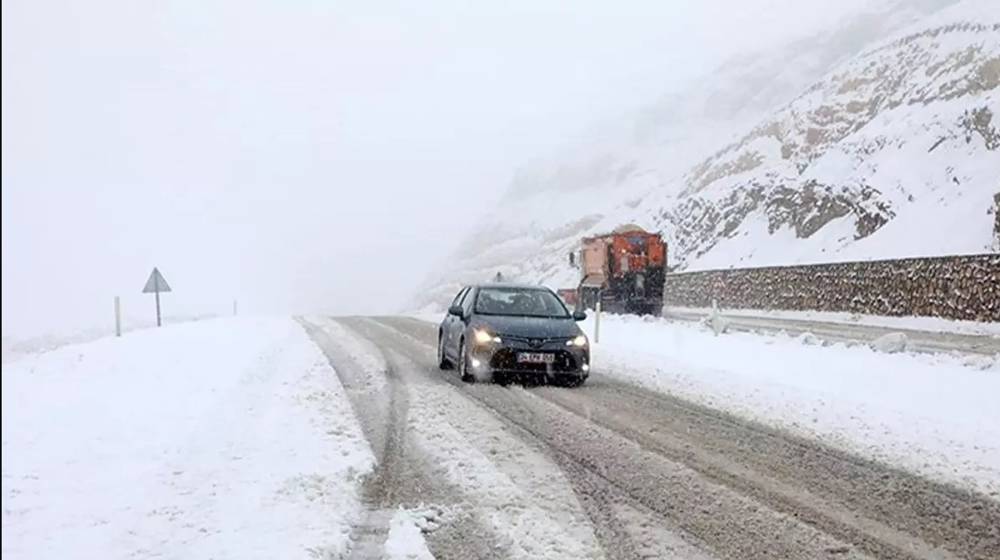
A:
[3, 0, 875, 339]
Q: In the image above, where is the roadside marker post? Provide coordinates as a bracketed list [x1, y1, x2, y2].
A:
[142, 267, 172, 327]
[114, 296, 122, 337]
[594, 298, 602, 344]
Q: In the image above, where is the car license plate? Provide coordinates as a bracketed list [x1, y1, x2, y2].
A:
[517, 352, 554, 364]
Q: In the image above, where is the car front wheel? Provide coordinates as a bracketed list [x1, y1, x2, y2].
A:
[437, 334, 452, 370]
[561, 376, 585, 388]
[459, 339, 474, 383]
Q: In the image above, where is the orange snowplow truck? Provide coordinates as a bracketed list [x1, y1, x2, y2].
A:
[573, 225, 666, 316]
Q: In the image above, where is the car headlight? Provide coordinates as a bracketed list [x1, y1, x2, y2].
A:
[566, 335, 588, 347]
[473, 328, 501, 345]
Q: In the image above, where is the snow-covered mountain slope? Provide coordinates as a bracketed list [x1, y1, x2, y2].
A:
[416, 0, 997, 309]
[662, 1, 1000, 270]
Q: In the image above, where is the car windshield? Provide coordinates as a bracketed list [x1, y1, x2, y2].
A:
[475, 288, 569, 318]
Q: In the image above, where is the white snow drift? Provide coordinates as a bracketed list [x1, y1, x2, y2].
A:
[1, 317, 373, 559]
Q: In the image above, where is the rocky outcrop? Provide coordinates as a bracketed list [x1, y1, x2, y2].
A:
[993, 192, 1000, 250]
[663, 254, 1000, 322]
[961, 106, 999, 150]
[664, 180, 895, 268]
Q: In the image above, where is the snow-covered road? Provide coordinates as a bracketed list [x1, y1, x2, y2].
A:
[313, 316, 999, 560]
[4, 314, 998, 559]
[580, 313, 1000, 496]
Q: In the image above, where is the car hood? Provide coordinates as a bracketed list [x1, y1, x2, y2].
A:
[473, 315, 580, 339]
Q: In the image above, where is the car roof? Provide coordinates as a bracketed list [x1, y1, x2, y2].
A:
[470, 282, 553, 291]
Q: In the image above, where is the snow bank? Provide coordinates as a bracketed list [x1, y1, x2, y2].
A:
[584, 314, 1000, 496]
[384, 508, 435, 560]
[2, 314, 226, 365]
[1, 317, 373, 559]
[870, 332, 909, 353]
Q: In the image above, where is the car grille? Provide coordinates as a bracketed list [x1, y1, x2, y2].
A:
[497, 334, 571, 350]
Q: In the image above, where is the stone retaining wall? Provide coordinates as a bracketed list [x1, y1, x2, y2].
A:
[663, 254, 1000, 322]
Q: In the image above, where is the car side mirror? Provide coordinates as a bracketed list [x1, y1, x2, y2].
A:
[573, 310, 587, 321]
[448, 305, 464, 317]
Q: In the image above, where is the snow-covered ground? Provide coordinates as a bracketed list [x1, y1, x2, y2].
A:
[6, 311, 997, 558]
[582, 314, 1000, 496]
[1, 314, 225, 364]
[1, 317, 373, 559]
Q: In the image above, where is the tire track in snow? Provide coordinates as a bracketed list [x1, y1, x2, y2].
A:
[298, 317, 399, 558]
[299, 317, 505, 559]
[342, 317, 604, 560]
[536, 380, 1000, 559]
[372, 315, 1000, 560]
[358, 318, 710, 559]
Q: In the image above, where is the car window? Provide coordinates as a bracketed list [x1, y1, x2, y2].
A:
[474, 287, 569, 318]
[449, 287, 467, 309]
[461, 287, 477, 315]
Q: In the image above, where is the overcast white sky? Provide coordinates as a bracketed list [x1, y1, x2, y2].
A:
[3, 0, 878, 338]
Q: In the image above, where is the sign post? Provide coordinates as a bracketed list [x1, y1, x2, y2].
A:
[142, 268, 172, 327]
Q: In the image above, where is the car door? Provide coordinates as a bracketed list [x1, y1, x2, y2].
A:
[449, 287, 476, 357]
[444, 287, 468, 358]
[459, 287, 477, 346]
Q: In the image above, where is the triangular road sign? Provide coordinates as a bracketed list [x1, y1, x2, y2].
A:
[142, 267, 172, 293]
